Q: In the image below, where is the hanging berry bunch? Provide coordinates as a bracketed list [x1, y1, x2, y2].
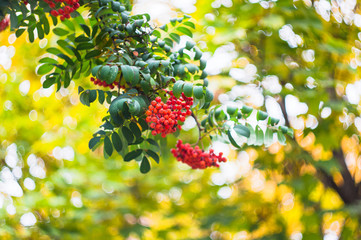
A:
[90, 77, 125, 90]
[171, 140, 226, 169]
[146, 93, 193, 137]
[45, 0, 80, 21]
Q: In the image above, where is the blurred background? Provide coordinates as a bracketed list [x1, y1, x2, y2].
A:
[1, 0, 361, 239]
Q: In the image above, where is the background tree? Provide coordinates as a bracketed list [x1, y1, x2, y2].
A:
[0, 0, 360, 239]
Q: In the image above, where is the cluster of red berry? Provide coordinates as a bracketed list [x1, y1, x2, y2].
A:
[44, 0, 80, 21]
[0, 17, 9, 32]
[145, 92, 193, 137]
[90, 77, 124, 89]
[171, 140, 227, 169]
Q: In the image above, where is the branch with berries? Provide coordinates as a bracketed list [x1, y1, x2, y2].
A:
[1, 0, 293, 174]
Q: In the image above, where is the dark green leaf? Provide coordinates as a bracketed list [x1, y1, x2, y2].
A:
[121, 126, 134, 144]
[146, 150, 159, 164]
[124, 149, 143, 162]
[111, 132, 123, 153]
[98, 90, 105, 104]
[104, 136, 113, 156]
[89, 137, 100, 150]
[129, 122, 142, 139]
[80, 24, 91, 37]
[85, 49, 101, 59]
[53, 27, 69, 36]
[140, 156, 151, 174]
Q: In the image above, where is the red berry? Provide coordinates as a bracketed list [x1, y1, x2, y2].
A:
[171, 140, 226, 169]
[50, 10, 59, 16]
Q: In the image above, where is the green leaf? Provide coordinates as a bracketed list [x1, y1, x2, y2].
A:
[47, 47, 63, 55]
[146, 150, 159, 164]
[78, 86, 84, 94]
[15, 28, 26, 38]
[160, 24, 168, 31]
[169, 33, 180, 43]
[246, 123, 256, 145]
[264, 128, 274, 147]
[269, 117, 280, 126]
[183, 82, 193, 97]
[277, 130, 286, 145]
[185, 41, 195, 50]
[257, 110, 268, 121]
[280, 126, 288, 134]
[193, 85, 204, 99]
[122, 126, 134, 144]
[129, 122, 142, 139]
[57, 54, 74, 66]
[89, 137, 100, 150]
[99, 65, 110, 81]
[173, 80, 185, 98]
[227, 105, 238, 116]
[255, 126, 264, 146]
[234, 124, 250, 138]
[80, 91, 90, 106]
[92, 65, 102, 77]
[62, 19, 75, 31]
[124, 149, 143, 162]
[204, 88, 214, 102]
[194, 47, 202, 60]
[177, 26, 193, 37]
[36, 22, 44, 39]
[85, 49, 101, 59]
[43, 77, 56, 88]
[80, 24, 91, 37]
[39, 57, 58, 65]
[146, 139, 159, 150]
[75, 35, 91, 42]
[228, 130, 242, 148]
[140, 156, 151, 174]
[53, 27, 69, 36]
[199, 59, 207, 70]
[9, 10, 18, 30]
[241, 105, 253, 114]
[98, 90, 105, 104]
[67, 45, 82, 62]
[104, 136, 113, 156]
[37, 64, 54, 75]
[183, 21, 195, 29]
[111, 132, 123, 153]
[76, 42, 95, 50]
[121, 65, 140, 85]
[287, 128, 294, 138]
[106, 66, 119, 84]
[28, 27, 35, 43]
[89, 90, 97, 103]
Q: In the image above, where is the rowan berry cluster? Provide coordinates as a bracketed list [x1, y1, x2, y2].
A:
[171, 140, 227, 169]
[0, 17, 9, 32]
[145, 92, 193, 137]
[45, 0, 80, 21]
[90, 77, 124, 89]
